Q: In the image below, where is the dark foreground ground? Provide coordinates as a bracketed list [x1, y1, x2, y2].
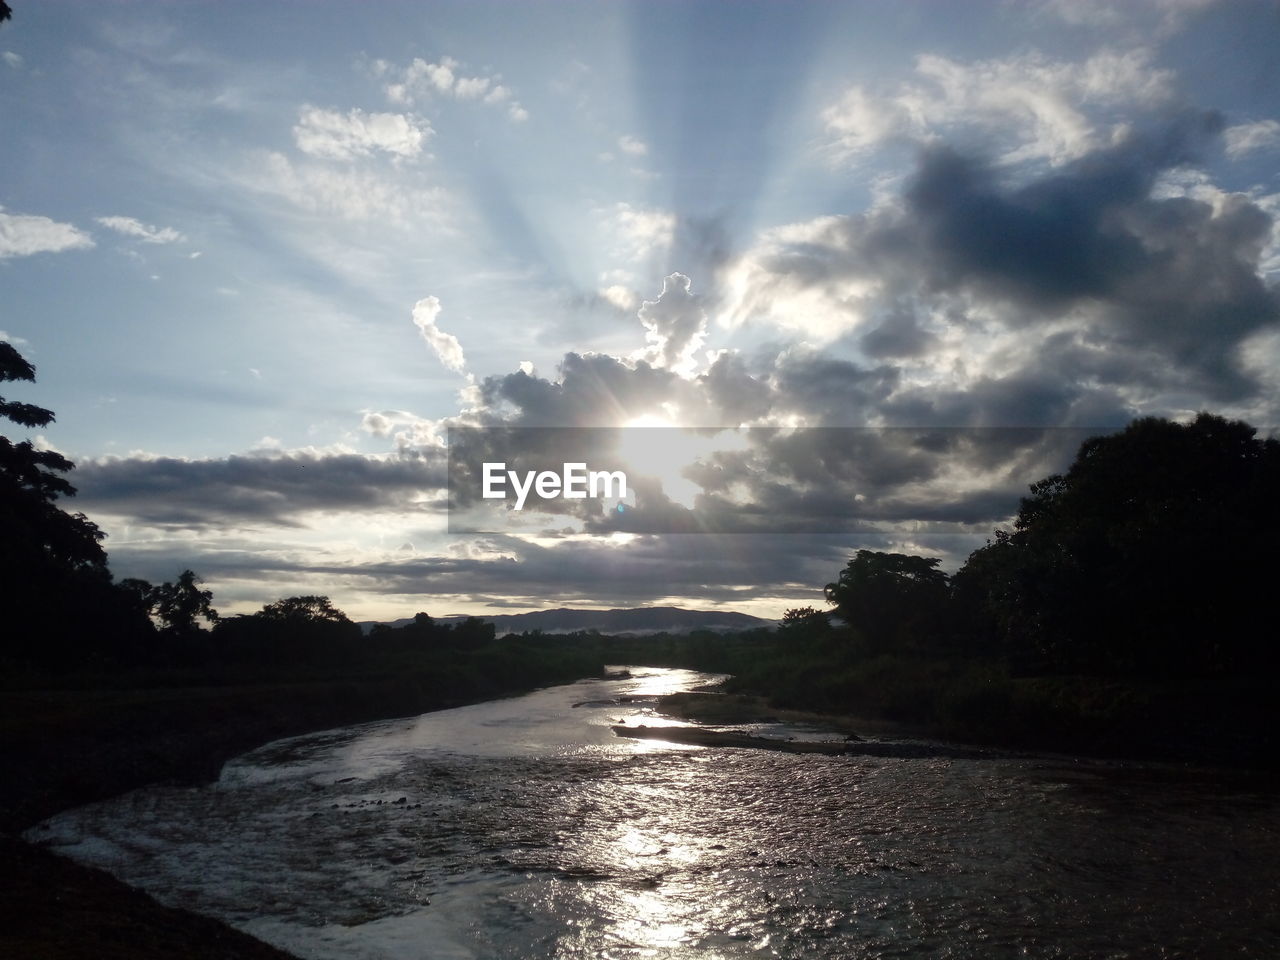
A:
[0, 677, 520, 960]
[1, 836, 299, 960]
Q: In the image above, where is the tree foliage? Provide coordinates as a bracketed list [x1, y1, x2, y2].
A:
[257, 595, 350, 625]
[1, 343, 108, 573]
[0, 343, 151, 666]
[824, 550, 950, 654]
[956, 414, 1280, 676]
[152, 570, 219, 636]
[778, 606, 832, 642]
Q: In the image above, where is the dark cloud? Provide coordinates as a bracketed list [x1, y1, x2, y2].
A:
[698, 352, 774, 423]
[859, 306, 938, 359]
[445, 420, 1090, 536]
[76, 450, 447, 528]
[479, 352, 685, 427]
[769, 354, 900, 425]
[107, 532, 880, 609]
[887, 112, 1276, 400]
[733, 110, 1279, 413]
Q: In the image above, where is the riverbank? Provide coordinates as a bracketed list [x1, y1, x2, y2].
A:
[656, 683, 1280, 771]
[707, 653, 1280, 770]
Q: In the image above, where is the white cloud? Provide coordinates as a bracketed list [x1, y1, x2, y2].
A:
[0, 207, 95, 259]
[1040, 0, 1216, 36]
[425, 58, 457, 93]
[823, 47, 1174, 165]
[2, 51, 22, 69]
[362, 412, 393, 436]
[95, 215, 184, 244]
[821, 87, 903, 156]
[618, 135, 648, 156]
[252, 151, 450, 225]
[412, 296, 467, 374]
[293, 106, 431, 161]
[454, 76, 490, 99]
[720, 220, 883, 343]
[1224, 120, 1280, 159]
[600, 284, 639, 313]
[637, 272, 708, 375]
[382, 56, 528, 122]
[607, 202, 676, 263]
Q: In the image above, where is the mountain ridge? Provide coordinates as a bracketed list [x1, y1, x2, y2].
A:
[359, 605, 775, 636]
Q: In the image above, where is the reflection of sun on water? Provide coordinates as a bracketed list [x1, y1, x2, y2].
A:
[612, 886, 693, 952]
[608, 668, 710, 752]
[563, 670, 729, 955]
[624, 667, 701, 699]
[601, 823, 704, 952]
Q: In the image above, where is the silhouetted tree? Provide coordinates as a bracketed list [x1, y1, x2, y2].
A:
[779, 606, 832, 639]
[824, 550, 950, 655]
[958, 414, 1280, 676]
[212, 594, 360, 665]
[152, 569, 219, 636]
[1, 343, 108, 575]
[0, 343, 153, 666]
[452, 616, 496, 645]
[257, 595, 349, 625]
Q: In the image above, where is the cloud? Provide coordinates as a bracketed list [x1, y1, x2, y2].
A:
[823, 47, 1174, 165]
[726, 112, 1279, 414]
[362, 412, 394, 436]
[1224, 120, 1280, 159]
[599, 284, 638, 313]
[382, 55, 529, 121]
[0, 207, 95, 259]
[618, 135, 648, 156]
[478, 351, 688, 428]
[76, 449, 447, 529]
[1040, 0, 1217, 36]
[361, 409, 443, 454]
[105, 529, 869, 613]
[250, 151, 451, 225]
[95, 216, 184, 244]
[412, 296, 467, 374]
[606, 202, 676, 264]
[637, 273, 708, 374]
[454, 76, 490, 99]
[293, 106, 431, 161]
[2, 51, 22, 69]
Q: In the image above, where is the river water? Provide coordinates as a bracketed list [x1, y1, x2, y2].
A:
[30, 668, 1280, 958]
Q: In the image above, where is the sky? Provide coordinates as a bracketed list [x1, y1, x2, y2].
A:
[2, 0, 1278, 621]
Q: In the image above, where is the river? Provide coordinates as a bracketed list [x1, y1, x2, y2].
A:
[29, 668, 1280, 958]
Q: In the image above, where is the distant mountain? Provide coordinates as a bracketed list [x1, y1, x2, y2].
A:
[359, 606, 775, 636]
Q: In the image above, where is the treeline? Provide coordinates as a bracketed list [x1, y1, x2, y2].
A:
[705, 413, 1280, 764]
[1, 341, 607, 694]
